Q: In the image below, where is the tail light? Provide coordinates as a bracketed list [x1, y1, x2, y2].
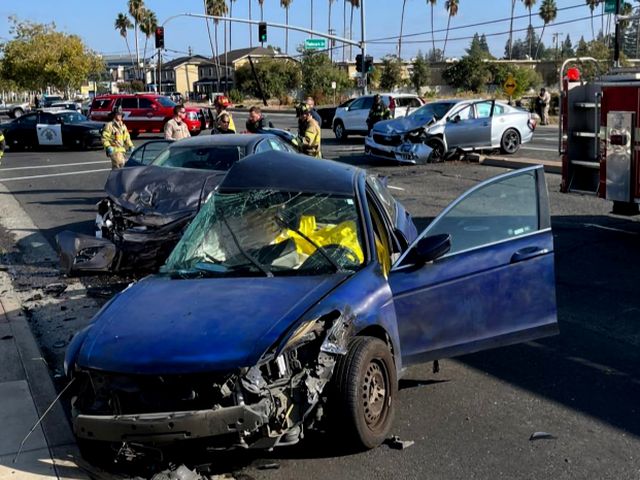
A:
[528, 114, 537, 131]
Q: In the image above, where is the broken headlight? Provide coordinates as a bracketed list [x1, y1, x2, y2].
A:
[406, 128, 427, 143]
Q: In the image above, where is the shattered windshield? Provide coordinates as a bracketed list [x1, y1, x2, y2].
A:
[163, 190, 366, 277]
[410, 102, 456, 123]
[151, 145, 243, 171]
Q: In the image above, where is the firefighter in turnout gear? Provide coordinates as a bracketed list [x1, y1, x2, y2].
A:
[214, 95, 236, 133]
[0, 131, 5, 166]
[367, 94, 392, 133]
[102, 107, 134, 169]
[296, 103, 322, 158]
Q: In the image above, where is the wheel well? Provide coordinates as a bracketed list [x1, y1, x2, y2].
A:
[333, 118, 344, 129]
[502, 127, 521, 141]
[357, 325, 394, 357]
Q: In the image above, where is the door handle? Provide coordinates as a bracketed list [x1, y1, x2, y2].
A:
[510, 246, 549, 263]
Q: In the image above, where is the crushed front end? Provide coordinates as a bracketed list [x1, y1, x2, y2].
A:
[71, 312, 352, 450]
[365, 128, 434, 164]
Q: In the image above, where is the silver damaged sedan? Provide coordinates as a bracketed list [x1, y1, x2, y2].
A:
[364, 99, 537, 164]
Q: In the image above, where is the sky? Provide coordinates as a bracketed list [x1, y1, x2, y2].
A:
[0, 0, 613, 62]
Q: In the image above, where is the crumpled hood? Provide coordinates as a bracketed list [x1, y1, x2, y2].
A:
[76, 274, 348, 374]
[372, 116, 426, 135]
[104, 165, 225, 219]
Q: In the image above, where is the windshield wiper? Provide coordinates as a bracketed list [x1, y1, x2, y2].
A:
[218, 210, 273, 278]
[274, 214, 342, 272]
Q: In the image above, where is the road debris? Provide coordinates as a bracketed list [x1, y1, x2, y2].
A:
[529, 431, 557, 441]
[25, 293, 43, 302]
[150, 464, 206, 480]
[385, 435, 415, 450]
[43, 282, 67, 296]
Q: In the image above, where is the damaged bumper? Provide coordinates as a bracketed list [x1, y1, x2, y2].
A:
[364, 135, 433, 164]
[56, 231, 118, 273]
[74, 400, 271, 444]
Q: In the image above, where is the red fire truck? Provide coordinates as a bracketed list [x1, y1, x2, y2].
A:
[560, 58, 640, 215]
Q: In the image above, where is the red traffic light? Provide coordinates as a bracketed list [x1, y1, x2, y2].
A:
[155, 26, 165, 49]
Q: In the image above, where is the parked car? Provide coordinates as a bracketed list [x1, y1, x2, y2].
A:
[0, 110, 103, 151]
[38, 101, 81, 113]
[0, 99, 31, 118]
[88, 94, 203, 137]
[365, 99, 537, 164]
[56, 134, 300, 274]
[333, 93, 424, 140]
[64, 151, 558, 460]
[316, 98, 355, 129]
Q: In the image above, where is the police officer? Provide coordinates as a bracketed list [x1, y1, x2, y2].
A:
[367, 94, 392, 133]
[102, 107, 134, 169]
[164, 104, 191, 140]
[214, 95, 236, 133]
[296, 103, 322, 158]
[0, 130, 5, 166]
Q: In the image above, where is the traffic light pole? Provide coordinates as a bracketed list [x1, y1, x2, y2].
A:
[360, 0, 367, 95]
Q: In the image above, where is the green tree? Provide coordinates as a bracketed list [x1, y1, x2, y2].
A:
[300, 51, 351, 100]
[205, 0, 229, 92]
[139, 8, 158, 80]
[536, 0, 557, 59]
[281, 0, 293, 53]
[492, 64, 542, 98]
[235, 58, 301, 100]
[443, 0, 459, 58]
[1, 17, 104, 92]
[410, 52, 430, 93]
[561, 34, 574, 58]
[468, 33, 493, 59]
[508, 0, 517, 59]
[379, 55, 403, 91]
[442, 55, 492, 92]
[586, 0, 600, 40]
[128, 0, 146, 79]
[114, 13, 135, 75]
[428, 0, 438, 55]
[522, 0, 537, 57]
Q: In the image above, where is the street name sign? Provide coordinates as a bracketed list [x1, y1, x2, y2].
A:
[504, 75, 517, 96]
[305, 38, 327, 50]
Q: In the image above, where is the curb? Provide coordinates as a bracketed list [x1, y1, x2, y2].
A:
[480, 155, 561, 174]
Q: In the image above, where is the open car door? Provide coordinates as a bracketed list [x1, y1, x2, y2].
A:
[389, 165, 558, 366]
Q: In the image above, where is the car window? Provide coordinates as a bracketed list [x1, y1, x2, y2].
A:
[425, 171, 539, 255]
[349, 98, 366, 110]
[55, 112, 87, 124]
[493, 104, 505, 116]
[156, 96, 176, 107]
[121, 98, 138, 109]
[268, 138, 285, 151]
[410, 102, 456, 123]
[475, 101, 494, 119]
[152, 145, 242, 171]
[38, 113, 57, 125]
[362, 97, 374, 110]
[367, 193, 393, 277]
[254, 139, 272, 154]
[396, 97, 420, 108]
[452, 105, 474, 121]
[91, 99, 111, 110]
[366, 176, 396, 222]
[129, 141, 172, 166]
[18, 114, 38, 126]
[138, 98, 154, 108]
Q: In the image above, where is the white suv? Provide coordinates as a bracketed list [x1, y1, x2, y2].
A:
[332, 93, 424, 140]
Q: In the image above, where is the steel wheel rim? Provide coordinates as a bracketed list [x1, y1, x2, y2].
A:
[362, 359, 389, 429]
[504, 131, 519, 152]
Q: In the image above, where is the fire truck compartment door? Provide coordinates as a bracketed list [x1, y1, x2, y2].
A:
[606, 111, 634, 202]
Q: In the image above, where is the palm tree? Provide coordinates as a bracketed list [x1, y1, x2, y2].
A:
[349, 0, 360, 60]
[281, 0, 293, 54]
[399, 0, 407, 59]
[128, 0, 145, 80]
[114, 13, 136, 76]
[535, 0, 557, 59]
[428, 0, 437, 56]
[228, 0, 236, 55]
[139, 8, 158, 85]
[205, 0, 229, 93]
[522, 0, 537, 58]
[508, 0, 517, 59]
[586, 0, 598, 40]
[443, 0, 459, 59]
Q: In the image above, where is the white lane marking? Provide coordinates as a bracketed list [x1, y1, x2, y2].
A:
[0, 168, 110, 183]
[387, 185, 405, 191]
[0, 160, 109, 172]
[521, 145, 558, 153]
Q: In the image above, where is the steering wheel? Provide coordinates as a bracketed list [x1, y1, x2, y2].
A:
[300, 244, 360, 271]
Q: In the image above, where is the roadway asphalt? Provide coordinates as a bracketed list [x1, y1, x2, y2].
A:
[0, 117, 639, 479]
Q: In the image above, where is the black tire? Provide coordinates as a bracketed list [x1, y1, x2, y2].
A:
[11, 108, 24, 119]
[333, 120, 348, 140]
[426, 137, 446, 163]
[191, 129, 201, 137]
[500, 128, 521, 154]
[331, 337, 397, 450]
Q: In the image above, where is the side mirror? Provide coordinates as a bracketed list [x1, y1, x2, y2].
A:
[405, 234, 451, 266]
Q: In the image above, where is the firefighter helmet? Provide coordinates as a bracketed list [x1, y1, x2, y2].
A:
[214, 95, 231, 108]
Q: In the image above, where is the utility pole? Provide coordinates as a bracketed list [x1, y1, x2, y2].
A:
[552, 33, 560, 61]
[614, 0, 622, 67]
[329, 28, 336, 62]
[361, 0, 367, 94]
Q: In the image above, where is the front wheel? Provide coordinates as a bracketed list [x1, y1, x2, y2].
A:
[331, 337, 397, 450]
[11, 108, 24, 119]
[333, 121, 348, 140]
[500, 128, 521, 154]
[426, 137, 446, 163]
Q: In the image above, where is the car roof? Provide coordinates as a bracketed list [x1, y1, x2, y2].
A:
[168, 133, 266, 149]
[219, 151, 360, 196]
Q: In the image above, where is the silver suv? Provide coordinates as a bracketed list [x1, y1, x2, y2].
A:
[332, 93, 423, 140]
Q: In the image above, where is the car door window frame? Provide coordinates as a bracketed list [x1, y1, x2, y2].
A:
[392, 165, 550, 270]
[349, 98, 366, 110]
[474, 100, 495, 119]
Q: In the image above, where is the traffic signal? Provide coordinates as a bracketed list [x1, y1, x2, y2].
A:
[355, 53, 363, 73]
[155, 26, 165, 49]
[259, 22, 267, 43]
[364, 55, 374, 74]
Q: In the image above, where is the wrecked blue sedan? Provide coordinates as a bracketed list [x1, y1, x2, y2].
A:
[65, 151, 558, 454]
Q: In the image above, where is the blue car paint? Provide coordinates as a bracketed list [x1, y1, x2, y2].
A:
[391, 231, 557, 365]
[76, 274, 348, 374]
